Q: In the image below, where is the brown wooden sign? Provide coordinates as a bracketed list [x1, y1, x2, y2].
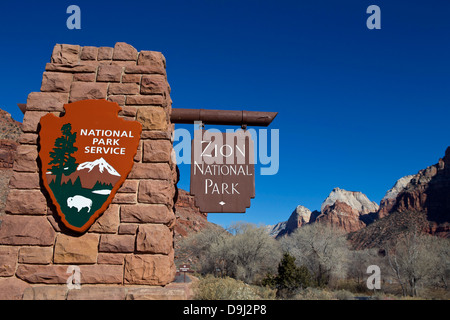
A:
[38, 100, 142, 233]
[190, 129, 255, 213]
[179, 264, 192, 273]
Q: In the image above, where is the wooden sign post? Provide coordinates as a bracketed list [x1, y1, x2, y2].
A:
[178, 264, 194, 283]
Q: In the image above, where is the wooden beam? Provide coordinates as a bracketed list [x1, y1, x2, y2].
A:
[170, 108, 277, 127]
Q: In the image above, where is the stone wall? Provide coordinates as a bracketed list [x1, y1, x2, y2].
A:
[0, 43, 179, 300]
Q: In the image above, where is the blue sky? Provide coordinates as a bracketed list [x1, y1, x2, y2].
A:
[1, 1, 449, 227]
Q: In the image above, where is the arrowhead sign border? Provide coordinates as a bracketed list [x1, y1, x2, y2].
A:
[38, 100, 142, 233]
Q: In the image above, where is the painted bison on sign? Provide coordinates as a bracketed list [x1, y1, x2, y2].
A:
[67, 195, 92, 213]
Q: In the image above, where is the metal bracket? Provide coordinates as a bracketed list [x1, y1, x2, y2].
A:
[194, 120, 205, 130]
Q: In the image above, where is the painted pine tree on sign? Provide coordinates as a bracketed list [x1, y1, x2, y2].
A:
[49, 123, 78, 186]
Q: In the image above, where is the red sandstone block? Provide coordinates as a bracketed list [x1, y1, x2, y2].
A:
[118, 224, 139, 235]
[136, 224, 172, 254]
[112, 42, 138, 61]
[119, 106, 137, 117]
[78, 264, 125, 285]
[0, 278, 31, 300]
[16, 264, 123, 285]
[51, 44, 80, 65]
[136, 107, 168, 131]
[128, 162, 171, 180]
[96, 64, 123, 82]
[140, 130, 172, 140]
[122, 74, 141, 84]
[143, 139, 172, 163]
[22, 111, 53, 133]
[124, 65, 166, 75]
[111, 193, 136, 204]
[5, 190, 47, 215]
[117, 180, 139, 193]
[80, 46, 98, 60]
[140, 75, 168, 95]
[73, 73, 96, 82]
[120, 204, 175, 225]
[98, 47, 113, 60]
[124, 255, 175, 285]
[69, 82, 108, 102]
[45, 63, 97, 73]
[40, 72, 73, 93]
[137, 51, 166, 69]
[0, 247, 19, 276]
[89, 204, 120, 234]
[67, 287, 126, 300]
[13, 144, 38, 172]
[53, 233, 99, 264]
[0, 215, 56, 246]
[108, 83, 139, 95]
[99, 234, 136, 253]
[107, 95, 126, 106]
[16, 265, 68, 284]
[18, 247, 53, 265]
[126, 95, 164, 106]
[97, 253, 126, 265]
[18, 133, 38, 145]
[110, 60, 136, 67]
[27, 92, 69, 112]
[134, 141, 142, 162]
[138, 179, 175, 205]
[8, 172, 40, 189]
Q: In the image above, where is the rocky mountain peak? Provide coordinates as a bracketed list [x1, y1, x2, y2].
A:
[382, 175, 417, 201]
[382, 147, 450, 236]
[268, 188, 379, 237]
[321, 187, 379, 215]
[266, 204, 318, 238]
[293, 205, 312, 224]
[378, 174, 417, 218]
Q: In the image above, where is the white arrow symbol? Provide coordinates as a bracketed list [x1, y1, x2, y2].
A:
[219, 201, 226, 206]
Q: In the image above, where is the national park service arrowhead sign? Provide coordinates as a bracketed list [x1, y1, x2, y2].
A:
[38, 100, 142, 233]
[190, 129, 255, 213]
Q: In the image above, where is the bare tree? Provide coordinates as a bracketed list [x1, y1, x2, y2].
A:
[179, 222, 281, 283]
[432, 237, 450, 289]
[384, 229, 443, 296]
[178, 225, 230, 275]
[348, 248, 382, 287]
[225, 222, 282, 283]
[281, 223, 351, 287]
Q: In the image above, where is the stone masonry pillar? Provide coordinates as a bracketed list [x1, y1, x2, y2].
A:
[0, 43, 178, 300]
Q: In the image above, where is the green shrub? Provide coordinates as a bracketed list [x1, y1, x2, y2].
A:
[262, 253, 313, 299]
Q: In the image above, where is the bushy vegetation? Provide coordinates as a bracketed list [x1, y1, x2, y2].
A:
[262, 253, 312, 298]
[180, 221, 450, 300]
[180, 223, 281, 283]
[194, 275, 276, 300]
